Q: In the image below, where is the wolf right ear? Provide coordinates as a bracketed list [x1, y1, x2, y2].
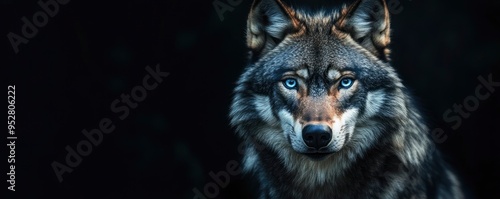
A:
[337, 0, 391, 61]
[247, 0, 301, 57]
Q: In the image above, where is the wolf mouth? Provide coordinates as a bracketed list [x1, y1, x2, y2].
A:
[304, 152, 332, 161]
[303, 148, 334, 161]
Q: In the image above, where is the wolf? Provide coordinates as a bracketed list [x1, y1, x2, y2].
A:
[229, 0, 464, 198]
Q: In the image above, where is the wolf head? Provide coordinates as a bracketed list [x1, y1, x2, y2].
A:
[231, 0, 406, 162]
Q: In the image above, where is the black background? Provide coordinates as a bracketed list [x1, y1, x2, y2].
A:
[3, 0, 500, 198]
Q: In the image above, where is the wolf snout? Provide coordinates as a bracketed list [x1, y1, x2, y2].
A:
[302, 124, 332, 150]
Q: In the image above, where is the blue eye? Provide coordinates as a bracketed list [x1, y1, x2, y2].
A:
[339, 78, 354, 89]
[283, 78, 298, 89]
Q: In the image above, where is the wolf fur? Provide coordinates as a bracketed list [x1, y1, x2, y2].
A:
[229, 0, 464, 198]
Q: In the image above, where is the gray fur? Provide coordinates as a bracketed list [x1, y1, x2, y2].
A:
[230, 0, 464, 198]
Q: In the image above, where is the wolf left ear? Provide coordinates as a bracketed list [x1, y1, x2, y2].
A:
[337, 0, 391, 61]
[247, 0, 301, 57]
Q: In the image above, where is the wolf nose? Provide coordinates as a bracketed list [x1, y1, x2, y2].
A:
[302, 125, 332, 149]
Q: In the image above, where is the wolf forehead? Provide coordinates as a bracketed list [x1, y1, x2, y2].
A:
[252, 33, 383, 78]
[256, 39, 377, 75]
[255, 13, 364, 67]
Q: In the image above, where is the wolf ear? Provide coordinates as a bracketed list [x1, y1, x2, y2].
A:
[337, 0, 391, 61]
[247, 0, 301, 57]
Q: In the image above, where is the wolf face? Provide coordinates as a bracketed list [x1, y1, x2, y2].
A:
[232, 0, 401, 161]
[230, 1, 463, 198]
